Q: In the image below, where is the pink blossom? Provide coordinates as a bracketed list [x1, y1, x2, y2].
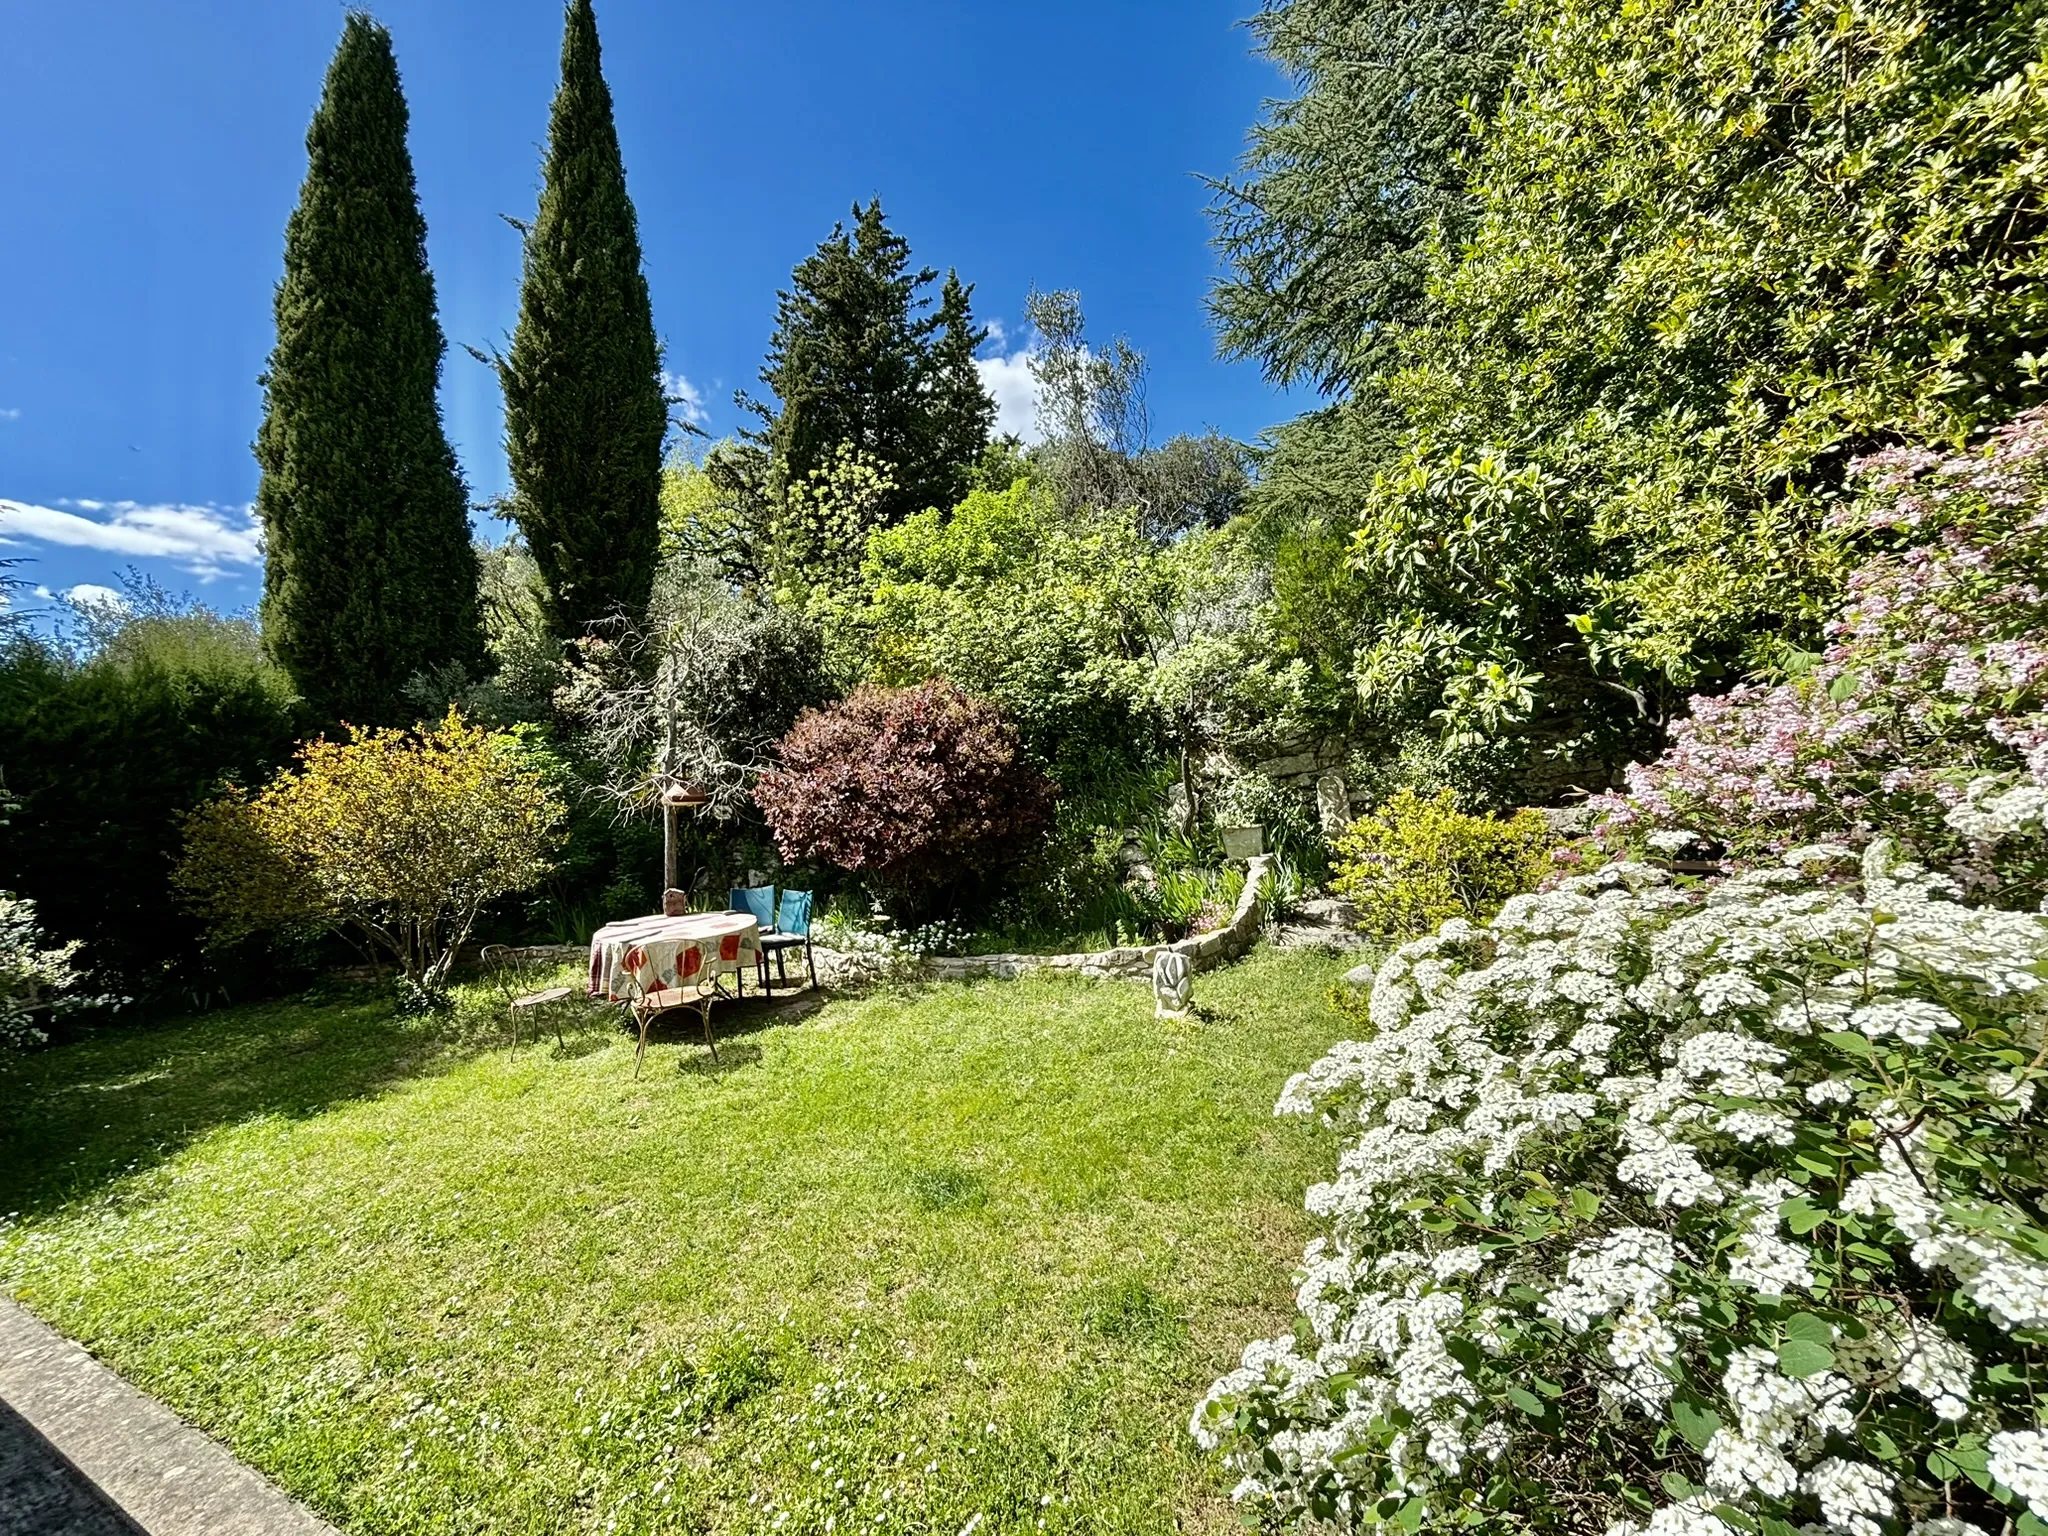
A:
[1604, 407, 2048, 905]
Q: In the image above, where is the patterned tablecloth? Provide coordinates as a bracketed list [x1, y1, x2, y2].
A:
[587, 912, 760, 1000]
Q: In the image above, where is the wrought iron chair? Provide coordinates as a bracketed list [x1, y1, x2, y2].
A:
[478, 944, 574, 1048]
[614, 955, 718, 1075]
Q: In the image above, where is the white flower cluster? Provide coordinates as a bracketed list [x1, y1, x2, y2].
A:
[1841, 1129, 2048, 1330]
[1196, 842, 2048, 1533]
[1989, 1427, 2048, 1519]
[1946, 774, 2048, 847]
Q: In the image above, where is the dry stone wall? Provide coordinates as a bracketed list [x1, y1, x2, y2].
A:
[924, 853, 1276, 983]
[504, 856, 1278, 991]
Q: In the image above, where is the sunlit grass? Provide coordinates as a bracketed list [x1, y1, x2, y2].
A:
[0, 947, 1354, 1534]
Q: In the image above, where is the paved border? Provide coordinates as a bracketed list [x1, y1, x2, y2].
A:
[0, 1299, 338, 1536]
[0, 1396, 147, 1535]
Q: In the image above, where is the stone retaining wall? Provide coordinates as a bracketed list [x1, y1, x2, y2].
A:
[924, 854, 1274, 984]
[494, 858, 1276, 989]
[1252, 737, 1350, 788]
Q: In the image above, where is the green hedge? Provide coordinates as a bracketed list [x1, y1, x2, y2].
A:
[0, 621, 303, 1007]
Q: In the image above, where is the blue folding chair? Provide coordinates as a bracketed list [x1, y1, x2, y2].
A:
[728, 886, 776, 991]
[762, 889, 817, 991]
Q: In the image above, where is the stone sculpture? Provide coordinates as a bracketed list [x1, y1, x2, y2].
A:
[1152, 949, 1194, 1019]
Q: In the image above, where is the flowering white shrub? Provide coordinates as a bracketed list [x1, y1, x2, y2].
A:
[1, 890, 115, 1049]
[1194, 843, 2048, 1536]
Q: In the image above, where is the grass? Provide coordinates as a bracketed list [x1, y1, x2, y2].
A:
[0, 946, 1355, 1535]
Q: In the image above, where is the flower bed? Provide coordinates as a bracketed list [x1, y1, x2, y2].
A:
[1598, 409, 2048, 909]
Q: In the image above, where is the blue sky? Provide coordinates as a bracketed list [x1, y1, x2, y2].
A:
[0, 0, 1302, 624]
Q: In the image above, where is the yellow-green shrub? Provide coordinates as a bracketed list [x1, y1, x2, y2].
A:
[1331, 788, 1553, 940]
[174, 710, 565, 990]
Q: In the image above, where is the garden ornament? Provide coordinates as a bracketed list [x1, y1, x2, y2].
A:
[1316, 773, 1352, 838]
[1152, 949, 1193, 1019]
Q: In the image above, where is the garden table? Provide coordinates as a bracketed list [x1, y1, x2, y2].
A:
[588, 911, 761, 1074]
[586, 911, 760, 1001]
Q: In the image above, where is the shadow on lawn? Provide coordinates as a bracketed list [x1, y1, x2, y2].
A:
[660, 987, 826, 1076]
[0, 984, 537, 1223]
[0, 980, 839, 1222]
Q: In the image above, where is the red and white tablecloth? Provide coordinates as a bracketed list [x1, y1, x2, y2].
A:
[587, 912, 760, 1000]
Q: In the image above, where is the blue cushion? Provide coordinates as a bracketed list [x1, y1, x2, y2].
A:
[729, 886, 776, 928]
[774, 889, 813, 936]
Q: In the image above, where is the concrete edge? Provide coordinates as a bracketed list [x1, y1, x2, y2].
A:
[0, 1298, 340, 1536]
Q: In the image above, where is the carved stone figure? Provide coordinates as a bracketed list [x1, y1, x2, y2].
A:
[1152, 949, 1193, 1019]
[1316, 773, 1352, 838]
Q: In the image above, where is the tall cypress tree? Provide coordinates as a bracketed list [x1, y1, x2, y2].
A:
[752, 201, 993, 527]
[498, 0, 665, 641]
[255, 14, 483, 725]
[922, 271, 997, 509]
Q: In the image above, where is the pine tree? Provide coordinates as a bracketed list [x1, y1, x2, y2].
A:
[1206, 0, 1522, 396]
[498, 0, 665, 641]
[752, 201, 992, 528]
[255, 14, 483, 726]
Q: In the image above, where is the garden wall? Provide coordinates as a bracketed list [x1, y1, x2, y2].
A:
[497, 854, 1276, 989]
[923, 854, 1274, 983]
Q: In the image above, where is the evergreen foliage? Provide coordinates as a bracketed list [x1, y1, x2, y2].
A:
[1225, 0, 2048, 792]
[926, 271, 1000, 511]
[0, 607, 302, 1001]
[850, 478, 1163, 790]
[752, 201, 994, 531]
[1207, 0, 1521, 394]
[254, 13, 483, 726]
[498, 0, 667, 642]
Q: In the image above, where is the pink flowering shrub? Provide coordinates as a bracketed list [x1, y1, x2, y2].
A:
[1598, 409, 2048, 907]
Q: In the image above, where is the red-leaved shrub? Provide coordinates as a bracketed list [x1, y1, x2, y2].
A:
[754, 682, 1056, 896]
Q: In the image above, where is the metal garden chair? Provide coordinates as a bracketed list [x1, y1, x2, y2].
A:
[762, 889, 817, 992]
[614, 958, 719, 1075]
[478, 944, 574, 1048]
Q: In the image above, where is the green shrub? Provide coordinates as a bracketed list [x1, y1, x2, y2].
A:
[1330, 788, 1553, 939]
[0, 610, 302, 1002]
[175, 711, 565, 990]
[848, 478, 1162, 793]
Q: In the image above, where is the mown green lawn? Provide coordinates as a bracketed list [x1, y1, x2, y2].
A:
[0, 947, 1353, 1535]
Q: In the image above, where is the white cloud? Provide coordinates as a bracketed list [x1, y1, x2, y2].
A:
[976, 348, 1041, 443]
[0, 408, 20, 422]
[0, 498, 263, 579]
[662, 370, 710, 427]
[64, 584, 129, 613]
